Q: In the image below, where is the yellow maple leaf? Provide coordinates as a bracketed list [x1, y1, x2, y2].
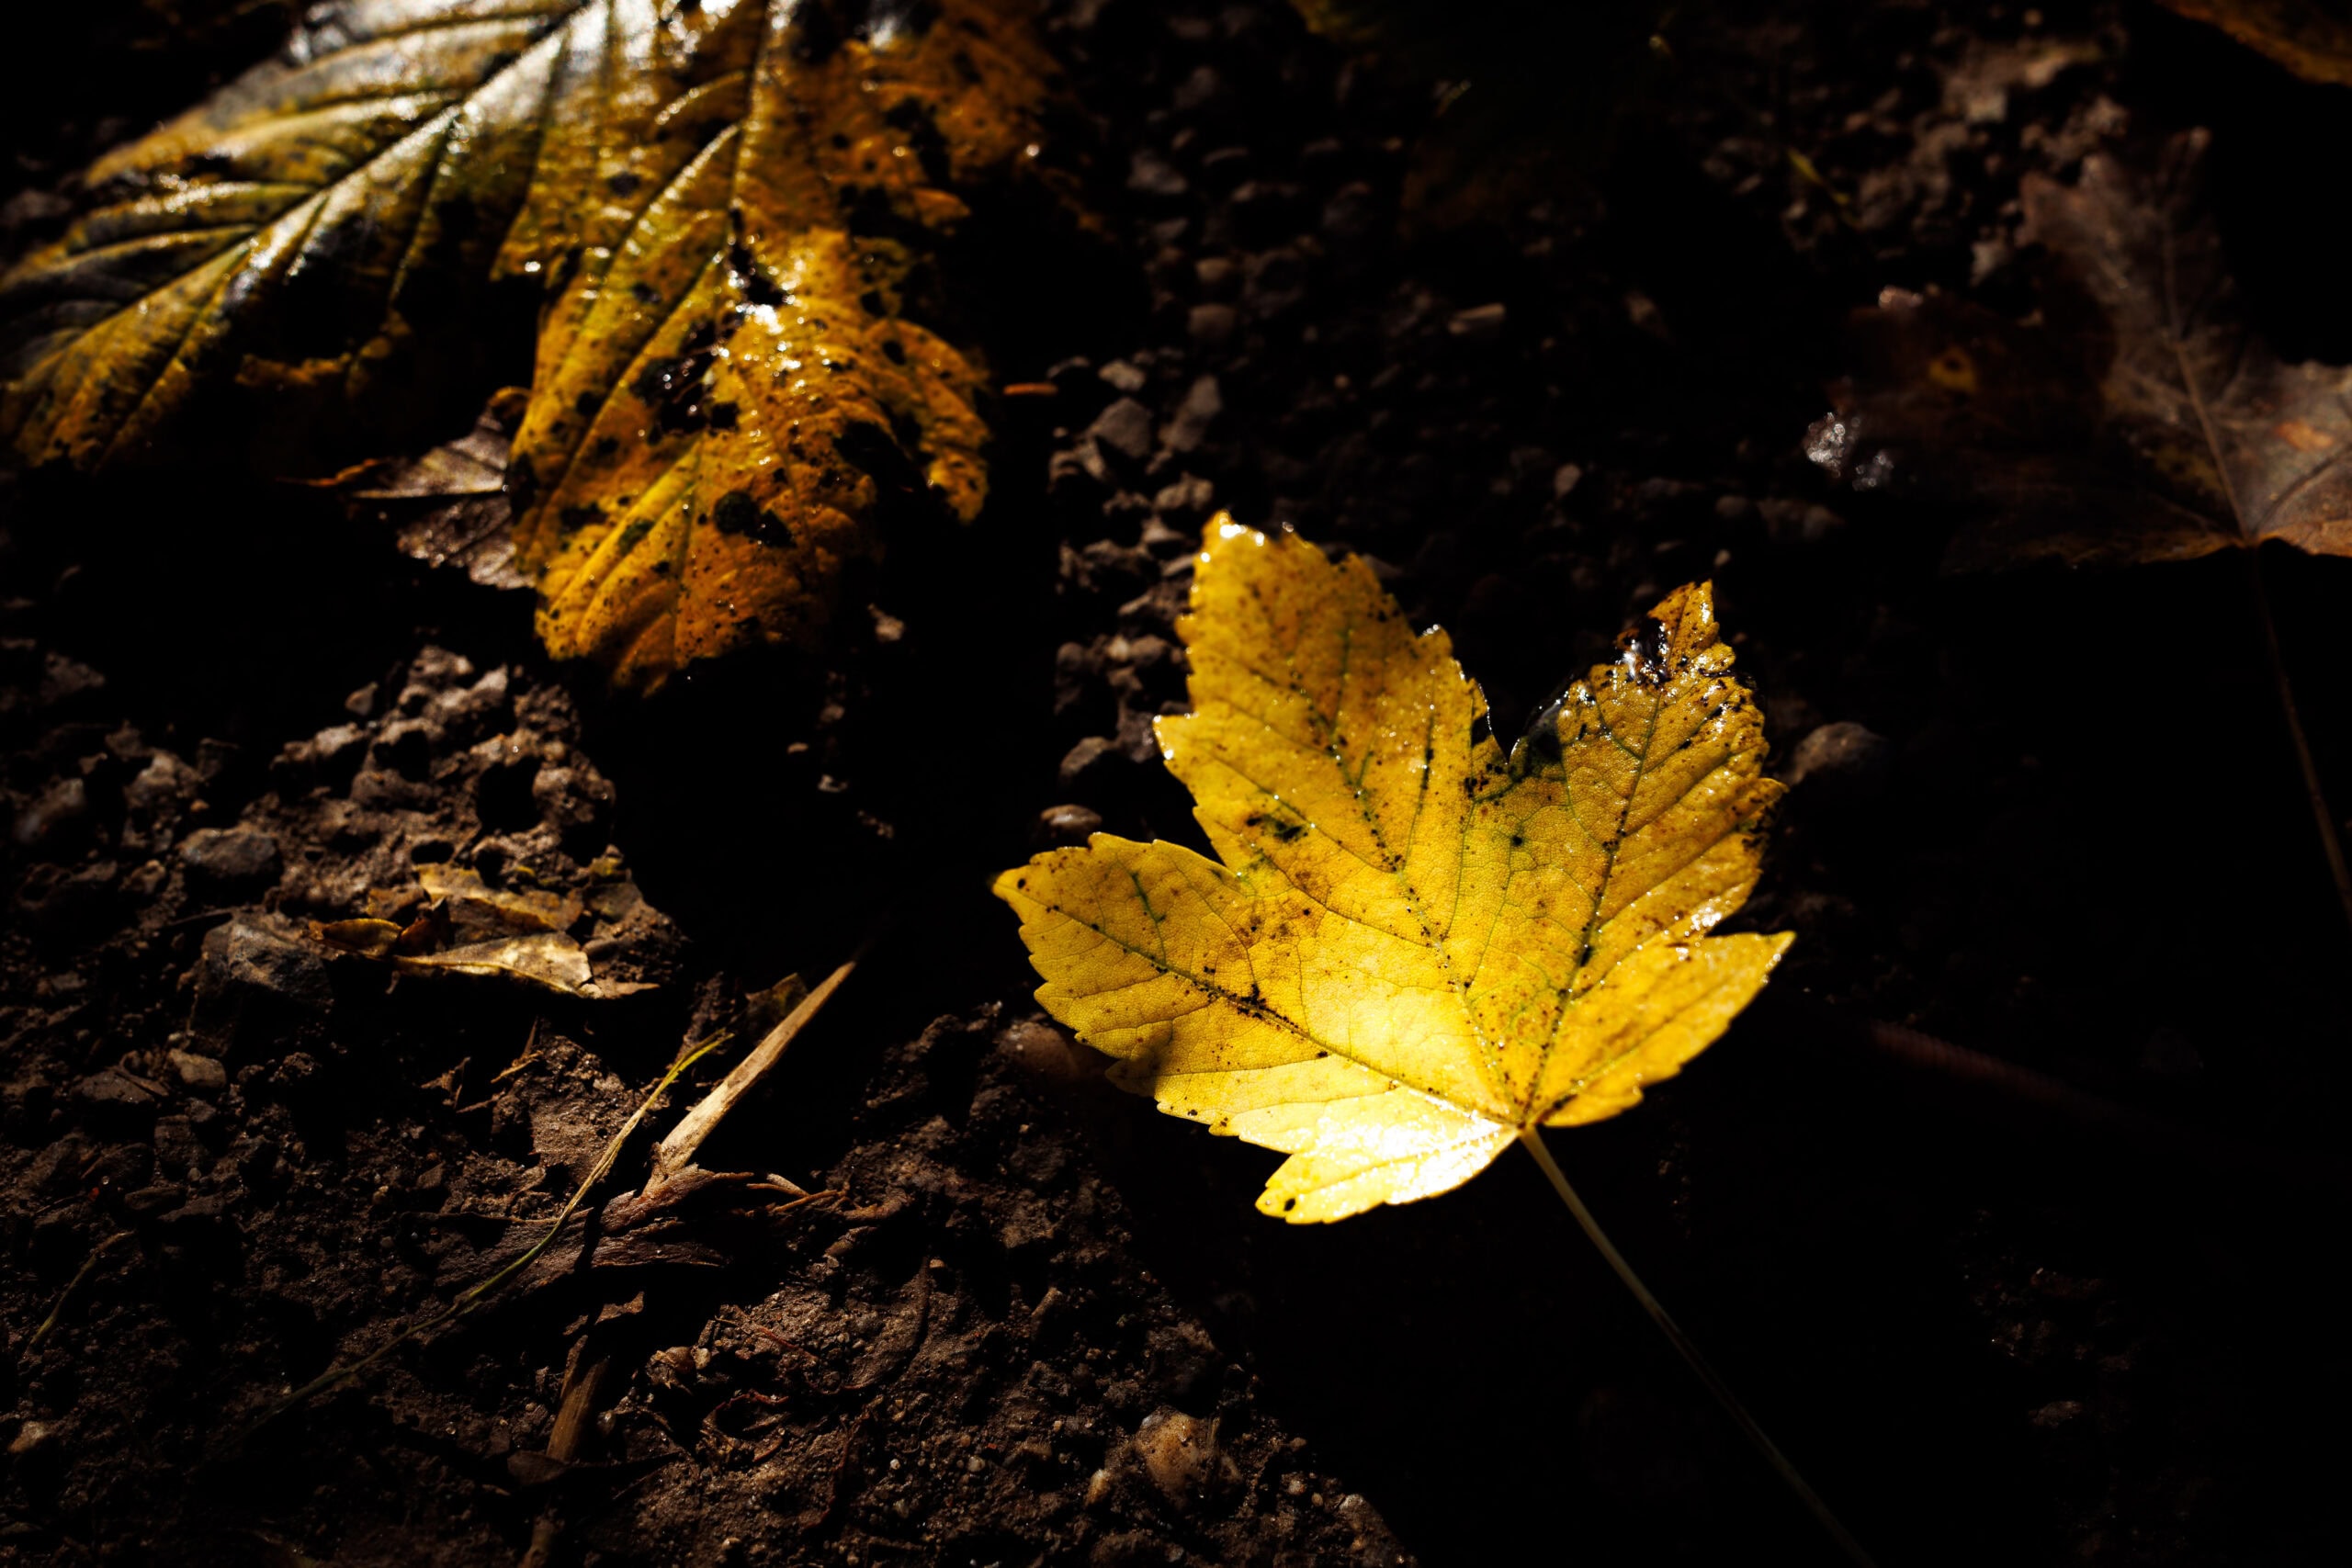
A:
[0, 0, 1061, 687]
[996, 520, 1792, 1222]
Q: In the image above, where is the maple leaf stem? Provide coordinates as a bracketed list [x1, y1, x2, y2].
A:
[2244, 547, 2352, 941]
[1515, 1128, 1879, 1568]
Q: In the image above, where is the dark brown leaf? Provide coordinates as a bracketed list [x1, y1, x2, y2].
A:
[1811, 130, 2352, 568]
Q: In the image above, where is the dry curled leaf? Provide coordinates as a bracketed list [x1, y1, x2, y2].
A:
[317, 861, 648, 997]
[355, 387, 535, 592]
[996, 521, 1791, 1223]
[2156, 0, 2352, 85]
[0, 0, 1063, 686]
[1810, 130, 2352, 568]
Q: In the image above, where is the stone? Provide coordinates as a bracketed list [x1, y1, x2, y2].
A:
[1448, 301, 1508, 340]
[1035, 803, 1103, 847]
[271, 723, 368, 789]
[1785, 721, 1894, 806]
[121, 1183, 188, 1216]
[1131, 1408, 1238, 1507]
[177, 827, 283, 897]
[1198, 144, 1253, 190]
[1125, 152, 1188, 197]
[533, 761, 616, 846]
[1241, 247, 1306, 318]
[1153, 473, 1215, 523]
[73, 1071, 160, 1130]
[1096, 359, 1148, 394]
[1136, 520, 1190, 562]
[124, 751, 200, 815]
[165, 1050, 228, 1093]
[1089, 398, 1156, 463]
[1057, 736, 1130, 795]
[1161, 377, 1222, 455]
[191, 913, 332, 1055]
[40, 651, 107, 711]
[10, 777, 89, 858]
[1186, 302, 1237, 349]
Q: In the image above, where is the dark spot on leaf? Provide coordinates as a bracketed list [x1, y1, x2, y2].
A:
[629, 322, 722, 434]
[729, 239, 786, 306]
[607, 171, 642, 197]
[1626, 615, 1671, 685]
[710, 488, 794, 549]
[790, 0, 843, 63]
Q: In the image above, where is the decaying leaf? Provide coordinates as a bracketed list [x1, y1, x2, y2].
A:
[318, 861, 647, 997]
[2156, 0, 2352, 85]
[996, 521, 1791, 1223]
[0, 0, 1064, 686]
[1810, 130, 2352, 568]
[354, 387, 534, 592]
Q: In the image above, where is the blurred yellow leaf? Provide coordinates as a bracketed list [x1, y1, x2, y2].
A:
[0, 0, 1062, 686]
[996, 522, 1791, 1222]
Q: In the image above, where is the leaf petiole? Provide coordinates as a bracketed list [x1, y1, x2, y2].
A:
[2244, 547, 2352, 939]
[1516, 1128, 1878, 1568]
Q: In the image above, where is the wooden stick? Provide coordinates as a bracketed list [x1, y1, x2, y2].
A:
[643, 941, 869, 1195]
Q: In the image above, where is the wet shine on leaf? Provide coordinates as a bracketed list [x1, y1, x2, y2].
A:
[0, 0, 1060, 686]
[996, 522, 1792, 1222]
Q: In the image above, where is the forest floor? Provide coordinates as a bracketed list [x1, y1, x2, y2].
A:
[5, 2, 2351, 1565]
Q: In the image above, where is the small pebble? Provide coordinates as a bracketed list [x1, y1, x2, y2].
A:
[1786, 721, 1893, 805]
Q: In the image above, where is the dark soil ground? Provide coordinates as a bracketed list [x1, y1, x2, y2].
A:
[6, 2, 2351, 1564]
